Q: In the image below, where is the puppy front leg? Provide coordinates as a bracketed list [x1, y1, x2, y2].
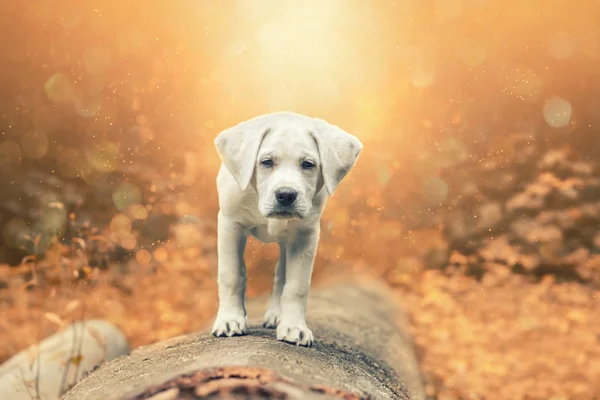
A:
[212, 212, 248, 337]
[263, 243, 286, 329]
[277, 228, 319, 347]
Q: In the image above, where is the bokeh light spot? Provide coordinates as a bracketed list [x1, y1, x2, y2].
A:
[119, 233, 137, 251]
[34, 205, 67, 237]
[437, 137, 469, 168]
[422, 177, 449, 205]
[82, 47, 112, 75]
[20, 130, 49, 160]
[543, 96, 572, 128]
[86, 142, 120, 172]
[355, 93, 387, 134]
[2, 218, 30, 250]
[74, 96, 101, 118]
[547, 31, 575, 60]
[113, 182, 143, 211]
[506, 68, 543, 101]
[408, 60, 436, 89]
[153, 247, 168, 263]
[130, 204, 149, 220]
[44, 73, 75, 104]
[56, 147, 87, 178]
[457, 39, 487, 67]
[135, 249, 152, 265]
[380, 171, 391, 185]
[173, 223, 203, 248]
[110, 214, 132, 235]
[0, 140, 23, 172]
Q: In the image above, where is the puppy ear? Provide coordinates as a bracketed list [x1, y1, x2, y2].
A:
[310, 119, 363, 196]
[214, 117, 271, 192]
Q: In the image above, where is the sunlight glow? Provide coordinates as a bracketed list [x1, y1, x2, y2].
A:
[215, 1, 386, 117]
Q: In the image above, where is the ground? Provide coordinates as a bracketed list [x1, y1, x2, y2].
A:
[1, 236, 599, 400]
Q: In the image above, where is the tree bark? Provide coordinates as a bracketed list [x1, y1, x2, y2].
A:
[62, 275, 425, 400]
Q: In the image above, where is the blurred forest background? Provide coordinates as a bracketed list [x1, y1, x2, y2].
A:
[1, 1, 599, 399]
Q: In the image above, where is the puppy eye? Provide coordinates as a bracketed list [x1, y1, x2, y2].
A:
[301, 160, 315, 170]
[261, 159, 274, 168]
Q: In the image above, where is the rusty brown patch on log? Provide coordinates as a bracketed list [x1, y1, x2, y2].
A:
[135, 366, 369, 400]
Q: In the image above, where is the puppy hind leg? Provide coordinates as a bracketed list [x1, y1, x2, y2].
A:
[212, 213, 249, 338]
[263, 243, 286, 329]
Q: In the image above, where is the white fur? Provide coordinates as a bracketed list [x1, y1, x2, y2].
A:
[211, 111, 363, 347]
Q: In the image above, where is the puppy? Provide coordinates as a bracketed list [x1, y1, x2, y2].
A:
[211, 111, 363, 346]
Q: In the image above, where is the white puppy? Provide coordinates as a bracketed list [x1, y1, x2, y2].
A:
[211, 111, 363, 346]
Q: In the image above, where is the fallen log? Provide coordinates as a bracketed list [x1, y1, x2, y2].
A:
[62, 275, 425, 400]
[0, 320, 129, 400]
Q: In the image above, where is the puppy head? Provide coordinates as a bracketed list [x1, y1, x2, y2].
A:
[254, 121, 321, 219]
[214, 112, 363, 220]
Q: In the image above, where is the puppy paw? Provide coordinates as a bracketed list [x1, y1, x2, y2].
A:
[262, 309, 281, 329]
[276, 324, 314, 347]
[212, 316, 248, 338]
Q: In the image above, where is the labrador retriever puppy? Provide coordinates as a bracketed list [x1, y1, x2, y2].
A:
[212, 111, 362, 346]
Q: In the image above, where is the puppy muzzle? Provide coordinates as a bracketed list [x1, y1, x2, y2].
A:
[263, 187, 301, 219]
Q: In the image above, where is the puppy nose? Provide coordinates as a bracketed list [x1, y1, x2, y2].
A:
[275, 188, 298, 206]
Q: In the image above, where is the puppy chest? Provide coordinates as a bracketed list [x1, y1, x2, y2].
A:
[249, 220, 294, 243]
